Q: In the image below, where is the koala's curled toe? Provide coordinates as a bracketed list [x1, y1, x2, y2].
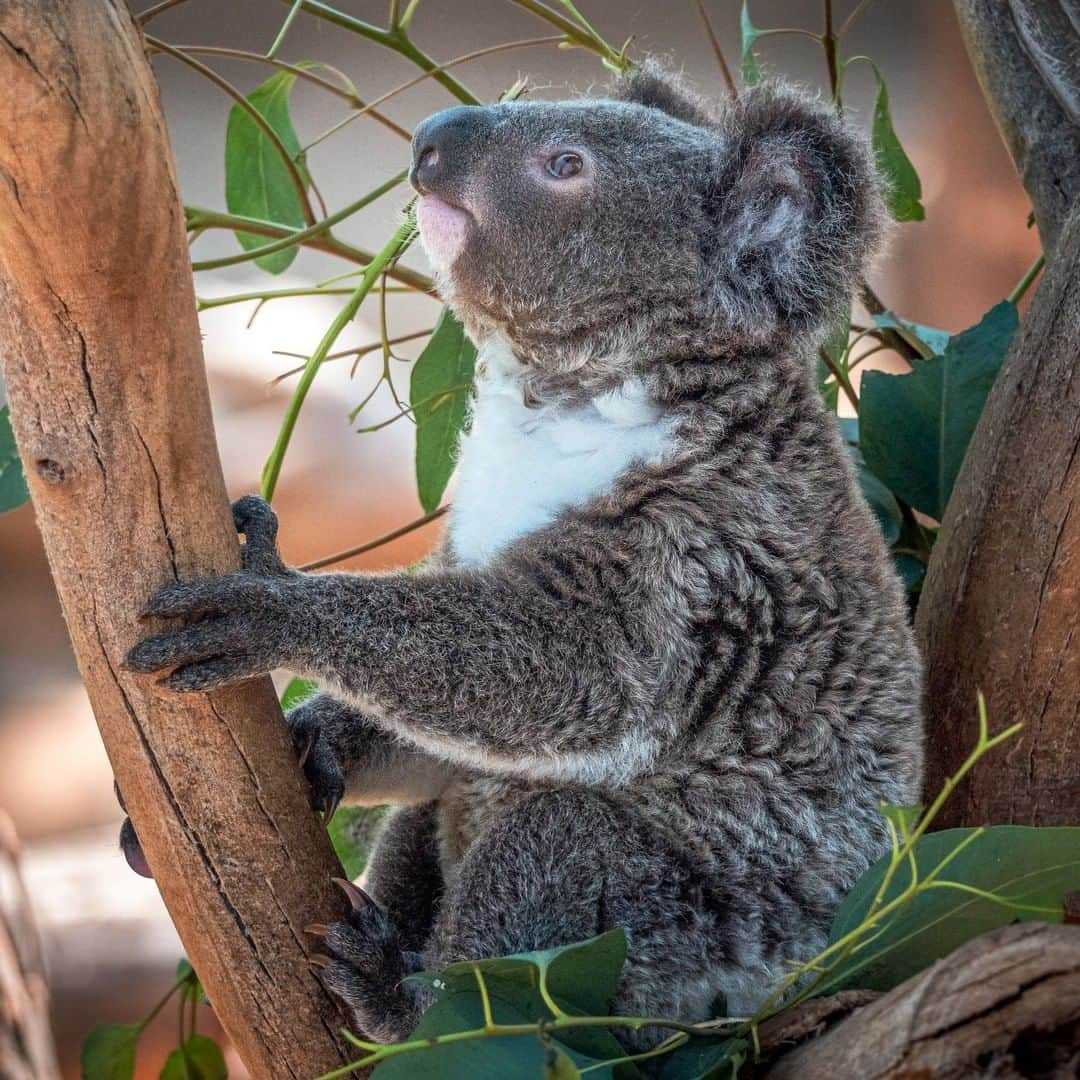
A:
[119, 816, 153, 878]
[311, 890, 424, 1043]
[232, 495, 288, 576]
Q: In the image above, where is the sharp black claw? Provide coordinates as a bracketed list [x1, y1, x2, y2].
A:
[297, 730, 317, 770]
[308, 954, 331, 970]
[321, 791, 342, 824]
[333, 877, 373, 911]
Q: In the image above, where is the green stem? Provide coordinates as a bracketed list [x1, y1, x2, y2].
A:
[260, 216, 417, 501]
[267, 0, 304, 57]
[1007, 251, 1045, 305]
[280, 0, 480, 104]
[145, 35, 316, 228]
[819, 347, 858, 412]
[198, 287, 363, 311]
[507, 0, 631, 70]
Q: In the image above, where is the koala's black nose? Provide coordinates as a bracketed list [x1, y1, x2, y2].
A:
[410, 106, 490, 195]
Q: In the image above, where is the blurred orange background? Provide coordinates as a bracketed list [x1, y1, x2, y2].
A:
[0, 1, 1040, 1075]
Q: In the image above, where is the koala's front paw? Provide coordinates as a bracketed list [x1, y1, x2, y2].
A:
[309, 879, 425, 1044]
[287, 699, 346, 821]
[124, 496, 300, 692]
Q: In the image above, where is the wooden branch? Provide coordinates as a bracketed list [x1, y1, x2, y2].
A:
[0, 3, 352, 1076]
[952, 0, 1080, 254]
[0, 812, 60, 1080]
[916, 212, 1080, 825]
[762, 923, 1080, 1078]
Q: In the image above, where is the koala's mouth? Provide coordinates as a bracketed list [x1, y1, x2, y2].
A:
[416, 194, 472, 270]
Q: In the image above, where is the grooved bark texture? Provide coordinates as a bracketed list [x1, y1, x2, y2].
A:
[0, 812, 59, 1080]
[916, 2, 1080, 829]
[952, 0, 1080, 256]
[0, 3, 353, 1076]
[761, 923, 1080, 1079]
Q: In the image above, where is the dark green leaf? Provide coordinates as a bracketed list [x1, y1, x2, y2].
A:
[176, 957, 208, 1004]
[854, 454, 902, 547]
[279, 676, 316, 711]
[411, 308, 476, 513]
[0, 405, 29, 513]
[872, 313, 949, 357]
[397, 932, 634, 1079]
[160, 1035, 228, 1080]
[328, 805, 384, 879]
[860, 302, 1018, 520]
[871, 71, 924, 222]
[823, 825, 1080, 996]
[225, 71, 310, 274]
[893, 552, 925, 595]
[739, 3, 763, 86]
[82, 1023, 139, 1080]
[657, 1036, 747, 1080]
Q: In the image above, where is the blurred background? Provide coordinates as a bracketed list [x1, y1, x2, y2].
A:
[0, 0, 1041, 1075]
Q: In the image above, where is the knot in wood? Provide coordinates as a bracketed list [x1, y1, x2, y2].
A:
[35, 458, 67, 485]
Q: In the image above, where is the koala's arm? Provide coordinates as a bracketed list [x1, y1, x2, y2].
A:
[285, 692, 458, 809]
[125, 499, 689, 784]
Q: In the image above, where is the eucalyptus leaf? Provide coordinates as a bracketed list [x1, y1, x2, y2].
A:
[872, 312, 949, 358]
[739, 2, 763, 86]
[411, 308, 476, 513]
[159, 1035, 228, 1080]
[860, 301, 1018, 520]
[871, 71, 924, 222]
[817, 315, 850, 413]
[656, 1036, 747, 1080]
[823, 825, 1080, 996]
[225, 71, 310, 274]
[279, 676, 317, 711]
[82, 1023, 139, 1080]
[0, 405, 29, 513]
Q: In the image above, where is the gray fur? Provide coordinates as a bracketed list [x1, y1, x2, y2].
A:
[124, 67, 923, 1050]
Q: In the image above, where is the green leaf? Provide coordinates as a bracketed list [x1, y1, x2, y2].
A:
[160, 1035, 228, 1080]
[871, 71, 924, 222]
[855, 459, 902, 547]
[739, 3, 763, 87]
[82, 1023, 139, 1080]
[872, 312, 949, 358]
[657, 1037, 747, 1080]
[392, 932, 634, 1079]
[176, 957, 208, 1004]
[893, 552, 926, 595]
[545, 1044, 583, 1079]
[411, 308, 476, 513]
[225, 71, 310, 274]
[328, 805, 384, 880]
[823, 825, 1080, 996]
[860, 301, 1018, 520]
[279, 676, 316, 711]
[0, 405, 29, 513]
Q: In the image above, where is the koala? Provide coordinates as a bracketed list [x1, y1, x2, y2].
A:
[122, 65, 924, 1051]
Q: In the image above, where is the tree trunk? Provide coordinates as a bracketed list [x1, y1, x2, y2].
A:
[760, 923, 1080, 1079]
[916, 1, 1080, 827]
[0, 3, 353, 1076]
[0, 812, 60, 1080]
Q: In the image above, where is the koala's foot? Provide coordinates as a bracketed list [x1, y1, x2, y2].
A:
[286, 699, 346, 821]
[310, 879, 427, 1043]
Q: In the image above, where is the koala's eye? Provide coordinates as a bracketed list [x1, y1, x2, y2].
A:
[546, 152, 583, 179]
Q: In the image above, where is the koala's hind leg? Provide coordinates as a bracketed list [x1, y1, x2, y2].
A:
[320, 789, 722, 1049]
[363, 801, 444, 952]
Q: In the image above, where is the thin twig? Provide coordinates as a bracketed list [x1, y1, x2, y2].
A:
[137, 0, 191, 24]
[693, 0, 737, 97]
[303, 36, 562, 153]
[858, 283, 923, 364]
[819, 347, 859, 411]
[160, 45, 411, 140]
[146, 36, 317, 227]
[300, 506, 450, 570]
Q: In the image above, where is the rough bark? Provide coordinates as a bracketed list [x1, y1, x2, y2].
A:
[761, 923, 1080, 1079]
[0, 812, 60, 1080]
[951, 0, 1080, 256]
[0, 3, 353, 1077]
[916, 3, 1080, 828]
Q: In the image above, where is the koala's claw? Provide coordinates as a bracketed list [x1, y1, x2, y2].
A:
[311, 898, 422, 1043]
[334, 877, 374, 911]
[287, 705, 347, 818]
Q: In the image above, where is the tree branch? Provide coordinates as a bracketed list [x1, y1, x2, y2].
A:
[0, 3, 353, 1074]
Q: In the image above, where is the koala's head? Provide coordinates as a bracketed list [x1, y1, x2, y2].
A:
[411, 65, 885, 392]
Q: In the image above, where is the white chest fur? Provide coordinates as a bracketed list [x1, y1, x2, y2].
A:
[449, 340, 675, 566]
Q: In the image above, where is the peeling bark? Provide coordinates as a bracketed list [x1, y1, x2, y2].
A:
[0, 3, 352, 1075]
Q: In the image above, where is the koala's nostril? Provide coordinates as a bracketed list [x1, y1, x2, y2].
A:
[419, 146, 439, 171]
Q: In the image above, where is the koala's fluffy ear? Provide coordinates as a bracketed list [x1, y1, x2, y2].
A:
[610, 61, 716, 129]
[706, 84, 887, 339]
